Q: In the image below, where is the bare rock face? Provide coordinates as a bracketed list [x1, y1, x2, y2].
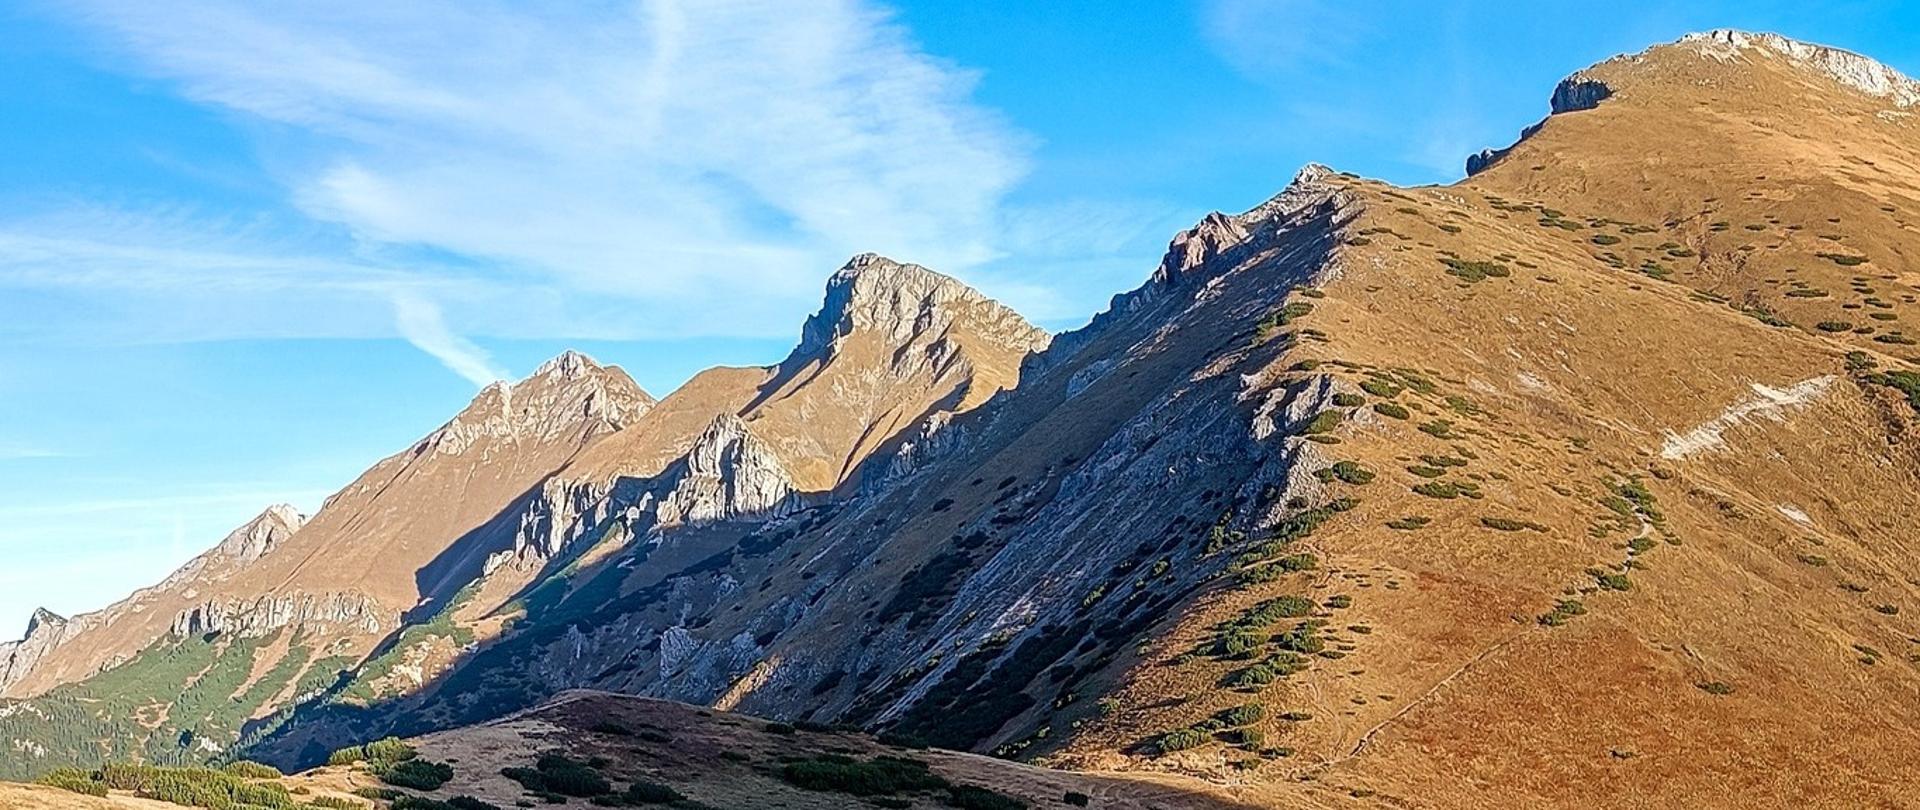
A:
[0, 610, 71, 693]
[421, 350, 655, 458]
[1549, 76, 1614, 113]
[652, 414, 800, 529]
[496, 477, 621, 570]
[210, 504, 305, 567]
[170, 591, 386, 639]
[791, 254, 1050, 365]
[1154, 212, 1250, 286]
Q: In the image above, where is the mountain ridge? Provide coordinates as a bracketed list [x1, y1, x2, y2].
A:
[5, 28, 1920, 809]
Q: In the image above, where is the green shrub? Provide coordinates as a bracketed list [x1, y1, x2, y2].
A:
[36, 768, 106, 797]
[1301, 411, 1344, 435]
[1479, 516, 1544, 532]
[1440, 257, 1511, 283]
[1314, 461, 1375, 485]
[379, 759, 454, 791]
[449, 798, 503, 810]
[1360, 378, 1402, 397]
[1272, 623, 1325, 655]
[780, 754, 949, 795]
[1332, 393, 1365, 407]
[99, 763, 160, 791]
[1537, 599, 1586, 627]
[1238, 553, 1318, 585]
[1696, 681, 1735, 696]
[947, 785, 1028, 810]
[1412, 481, 1480, 499]
[623, 781, 684, 804]
[365, 737, 418, 763]
[1064, 792, 1091, 807]
[1158, 728, 1209, 753]
[224, 760, 284, 780]
[1371, 402, 1410, 420]
[1592, 570, 1631, 591]
[1217, 703, 1266, 727]
[308, 798, 362, 809]
[504, 755, 611, 798]
[1385, 516, 1430, 530]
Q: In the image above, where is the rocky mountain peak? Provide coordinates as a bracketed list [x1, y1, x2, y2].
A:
[23, 609, 64, 640]
[212, 504, 305, 564]
[531, 349, 599, 381]
[424, 351, 655, 456]
[1, 608, 72, 693]
[789, 254, 1049, 363]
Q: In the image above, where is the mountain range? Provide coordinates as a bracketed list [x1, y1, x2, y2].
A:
[5, 29, 1920, 809]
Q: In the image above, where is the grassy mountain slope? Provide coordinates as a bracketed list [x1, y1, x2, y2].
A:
[5, 29, 1918, 810]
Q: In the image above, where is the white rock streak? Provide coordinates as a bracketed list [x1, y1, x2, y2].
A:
[1660, 376, 1836, 460]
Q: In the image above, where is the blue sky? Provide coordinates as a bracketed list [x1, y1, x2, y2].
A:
[2, 1, 1916, 636]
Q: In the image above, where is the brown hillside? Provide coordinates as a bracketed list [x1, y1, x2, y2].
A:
[6, 28, 1919, 810]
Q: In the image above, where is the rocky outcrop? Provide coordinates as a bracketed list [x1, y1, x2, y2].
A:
[1466, 77, 1610, 176]
[170, 590, 386, 639]
[1154, 212, 1251, 286]
[212, 505, 305, 565]
[789, 254, 1050, 367]
[1549, 76, 1614, 113]
[0, 610, 72, 694]
[651, 415, 800, 529]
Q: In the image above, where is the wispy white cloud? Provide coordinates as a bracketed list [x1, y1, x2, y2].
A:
[1200, 0, 1370, 77]
[0, 442, 64, 461]
[389, 289, 507, 387]
[45, 0, 1032, 346]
